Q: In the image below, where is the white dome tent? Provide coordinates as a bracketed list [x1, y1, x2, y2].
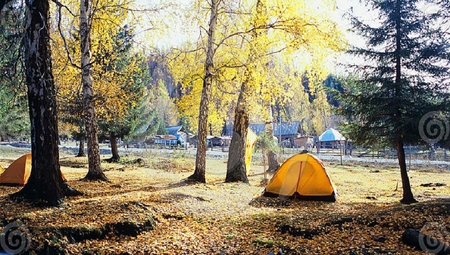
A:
[319, 128, 346, 143]
[318, 128, 346, 165]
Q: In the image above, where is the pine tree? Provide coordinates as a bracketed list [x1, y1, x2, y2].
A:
[0, 4, 29, 141]
[341, 0, 450, 204]
[96, 27, 149, 162]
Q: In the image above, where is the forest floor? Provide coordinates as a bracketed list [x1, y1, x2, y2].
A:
[0, 145, 449, 254]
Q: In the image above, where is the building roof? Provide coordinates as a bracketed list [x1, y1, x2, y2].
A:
[248, 124, 265, 136]
[274, 121, 301, 136]
[165, 126, 186, 136]
[249, 121, 301, 136]
[222, 121, 301, 137]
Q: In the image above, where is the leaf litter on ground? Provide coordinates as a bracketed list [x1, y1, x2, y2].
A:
[0, 152, 449, 254]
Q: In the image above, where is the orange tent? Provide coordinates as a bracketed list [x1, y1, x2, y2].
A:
[0, 154, 66, 186]
[264, 153, 337, 201]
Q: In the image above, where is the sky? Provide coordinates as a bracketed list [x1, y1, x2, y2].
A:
[133, 0, 194, 50]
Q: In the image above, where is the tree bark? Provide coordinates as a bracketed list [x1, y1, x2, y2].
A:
[14, 0, 82, 205]
[109, 134, 120, 162]
[397, 137, 417, 204]
[80, 0, 107, 181]
[77, 138, 86, 157]
[265, 104, 279, 172]
[226, 82, 249, 183]
[189, 0, 219, 183]
[267, 148, 279, 171]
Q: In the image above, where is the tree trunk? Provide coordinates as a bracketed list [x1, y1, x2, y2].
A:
[394, 0, 415, 204]
[80, 0, 107, 181]
[262, 148, 267, 182]
[226, 0, 267, 183]
[402, 228, 450, 254]
[109, 134, 120, 162]
[189, 0, 219, 183]
[226, 83, 249, 183]
[267, 150, 279, 172]
[14, 0, 82, 206]
[77, 138, 86, 157]
[265, 104, 279, 172]
[397, 137, 417, 204]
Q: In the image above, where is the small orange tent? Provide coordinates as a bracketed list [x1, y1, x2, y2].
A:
[0, 153, 66, 186]
[264, 153, 337, 201]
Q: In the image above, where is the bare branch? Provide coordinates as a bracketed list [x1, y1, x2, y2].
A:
[55, 1, 82, 69]
[51, 0, 77, 17]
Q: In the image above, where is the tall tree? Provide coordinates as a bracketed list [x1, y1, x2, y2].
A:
[80, 0, 107, 181]
[53, 0, 147, 166]
[226, 0, 266, 183]
[188, 0, 220, 183]
[170, 0, 344, 182]
[51, 0, 85, 156]
[226, 0, 344, 182]
[340, 0, 450, 204]
[13, 0, 81, 205]
[98, 47, 150, 162]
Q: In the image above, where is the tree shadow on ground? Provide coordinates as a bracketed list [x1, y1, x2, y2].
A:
[158, 192, 210, 204]
[74, 178, 200, 199]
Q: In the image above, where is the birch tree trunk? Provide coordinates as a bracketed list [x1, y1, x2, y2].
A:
[80, 0, 107, 181]
[14, 0, 81, 205]
[189, 0, 219, 183]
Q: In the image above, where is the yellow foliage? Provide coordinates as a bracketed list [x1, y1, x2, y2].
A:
[169, 0, 346, 135]
[51, 0, 145, 131]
